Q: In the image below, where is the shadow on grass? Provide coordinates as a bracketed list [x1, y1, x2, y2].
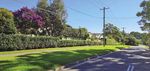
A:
[0, 49, 115, 71]
[115, 47, 125, 50]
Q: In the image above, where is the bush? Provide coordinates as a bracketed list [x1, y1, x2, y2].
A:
[58, 40, 100, 47]
[0, 34, 100, 51]
[125, 36, 139, 46]
[0, 34, 59, 51]
[106, 38, 120, 45]
[0, 8, 17, 34]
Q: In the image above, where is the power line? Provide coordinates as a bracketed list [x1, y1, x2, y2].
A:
[67, 7, 101, 19]
[14, 0, 139, 20]
[37, 8, 57, 15]
[87, 0, 101, 8]
[108, 17, 139, 19]
[96, 0, 108, 7]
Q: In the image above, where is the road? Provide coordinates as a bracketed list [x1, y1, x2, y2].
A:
[62, 46, 150, 71]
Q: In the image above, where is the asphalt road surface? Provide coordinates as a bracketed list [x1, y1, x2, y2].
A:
[63, 46, 150, 71]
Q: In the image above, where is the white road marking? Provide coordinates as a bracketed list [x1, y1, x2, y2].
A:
[127, 65, 131, 71]
[127, 64, 135, 71]
[131, 65, 135, 71]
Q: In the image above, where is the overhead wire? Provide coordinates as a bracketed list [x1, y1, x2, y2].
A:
[67, 7, 101, 19]
[14, 0, 139, 20]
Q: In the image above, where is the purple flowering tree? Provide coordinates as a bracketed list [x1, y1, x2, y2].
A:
[13, 7, 45, 34]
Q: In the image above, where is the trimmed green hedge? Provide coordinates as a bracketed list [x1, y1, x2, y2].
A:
[58, 40, 100, 47]
[0, 34, 101, 51]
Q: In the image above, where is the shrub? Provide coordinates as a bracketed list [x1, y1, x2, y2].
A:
[0, 34, 59, 51]
[0, 34, 100, 51]
[58, 40, 100, 47]
[106, 38, 120, 45]
[0, 8, 17, 34]
[125, 36, 139, 46]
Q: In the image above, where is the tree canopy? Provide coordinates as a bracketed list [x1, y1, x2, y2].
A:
[105, 23, 123, 42]
[13, 7, 45, 34]
[137, 0, 150, 47]
[0, 8, 17, 34]
[137, 0, 150, 32]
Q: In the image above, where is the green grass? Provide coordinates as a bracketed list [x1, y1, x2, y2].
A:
[0, 45, 128, 71]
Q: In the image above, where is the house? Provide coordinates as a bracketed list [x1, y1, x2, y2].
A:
[88, 32, 103, 40]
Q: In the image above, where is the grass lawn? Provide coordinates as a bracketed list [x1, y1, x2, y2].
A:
[0, 45, 128, 71]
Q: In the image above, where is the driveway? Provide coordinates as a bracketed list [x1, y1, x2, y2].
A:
[62, 46, 150, 71]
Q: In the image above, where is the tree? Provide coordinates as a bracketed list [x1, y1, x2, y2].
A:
[49, 0, 67, 36]
[130, 32, 142, 39]
[62, 24, 73, 37]
[125, 35, 140, 46]
[13, 7, 45, 34]
[137, 0, 150, 47]
[141, 33, 149, 45]
[36, 0, 52, 35]
[37, 0, 48, 9]
[63, 24, 89, 40]
[79, 28, 89, 40]
[36, 0, 67, 36]
[0, 8, 17, 34]
[105, 23, 123, 42]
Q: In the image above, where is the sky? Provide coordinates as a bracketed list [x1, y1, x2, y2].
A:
[0, 0, 144, 33]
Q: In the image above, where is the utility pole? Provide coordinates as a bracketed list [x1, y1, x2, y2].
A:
[122, 27, 125, 45]
[100, 7, 109, 47]
[79, 26, 81, 40]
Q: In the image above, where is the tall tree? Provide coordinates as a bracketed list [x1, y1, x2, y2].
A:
[49, 0, 67, 36]
[37, 0, 48, 9]
[105, 23, 123, 42]
[137, 0, 150, 47]
[36, 0, 52, 35]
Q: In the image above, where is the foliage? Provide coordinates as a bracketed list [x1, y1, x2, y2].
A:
[105, 23, 124, 43]
[37, 0, 48, 9]
[141, 33, 149, 45]
[63, 24, 89, 39]
[137, 0, 150, 32]
[58, 40, 100, 47]
[13, 7, 45, 34]
[137, 0, 150, 48]
[36, 0, 52, 35]
[36, 0, 67, 36]
[0, 8, 17, 34]
[62, 24, 73, 37]
[48, 0, 67, 36]
[79, 28, 89, 39]
[107, 38, 120, 45]
[129, 32, 142, 39]
[0, 34, 59, 51]
[0, 34, 100, 51]
[125, 35, 140, 46]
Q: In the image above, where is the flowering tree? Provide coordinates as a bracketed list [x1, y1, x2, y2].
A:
[13, 7, 45, 34]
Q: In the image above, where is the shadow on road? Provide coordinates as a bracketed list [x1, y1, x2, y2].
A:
[64, 47, 150, 71]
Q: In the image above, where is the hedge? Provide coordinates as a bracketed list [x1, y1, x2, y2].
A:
[58, 40, 100, 47]
[0, 34, 101, 51]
